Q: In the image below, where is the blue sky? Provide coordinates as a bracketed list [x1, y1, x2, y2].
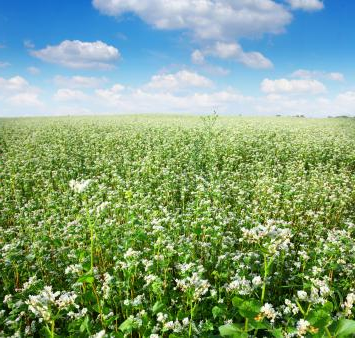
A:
[0, 0, 354, 116]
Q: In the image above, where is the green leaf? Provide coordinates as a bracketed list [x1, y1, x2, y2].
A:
[119, 317, 135, 333]
[212, 306, 225, 319]
[249, 318, 269, 330]
[219, 323, 243, 336]
[335, 319, 355, 337]
[271, 328, 284, 338]
[152, 301, 165, 314]
[79, 316, 89, 333]
[77, 274, 94, 284]
[307, 309, 331, 328]
[322, 302, 333, 313]
[232, 296, 244, 308]
[82, 261, 91, 272]
[238, 299, 261, 319]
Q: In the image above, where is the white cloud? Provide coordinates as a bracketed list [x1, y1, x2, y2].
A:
[203, 64, 230, 76]
[54, 89, 88, 102]
[328, 73, 344, 82]
[92, 84, 250, 114]
[205, 42, 273, 69]
[193, 42, 273, 69]
[93, 0, 292, 41]
[0, 76, 30, 93]
[191, 50, 205, 65]
[287, 0, 324, 11]
[95, 84, 125, 103]
[291, 69, 344, 81]
[54, 75, 107, 88]
[24, 39, 35, 49]
[145, 70, 213, 91]
[89, 84, 355, 117]
[7, 93, 43, 107]
[261, 78, 326, 94]
[0, 76, 43, 109]
[336, 91, 355, 102]
[191, 49, 230, 75]
[31, 40, 120, 69]
[93, 0, 292, 69]
[27, 66, 40, 75]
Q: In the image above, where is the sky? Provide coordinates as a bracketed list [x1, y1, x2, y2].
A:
[0, 0, 355, 117]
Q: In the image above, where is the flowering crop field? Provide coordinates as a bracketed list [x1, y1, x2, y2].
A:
[1, 115, 355, 338]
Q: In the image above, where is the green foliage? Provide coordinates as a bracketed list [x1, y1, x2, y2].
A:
[1, 115, 355, 337]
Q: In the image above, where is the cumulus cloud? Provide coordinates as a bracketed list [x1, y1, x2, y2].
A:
[0, 76, 43, 109]
[287, 0, 324, 11]
[93, 0, 293, 69]
[54, 89, 88, 102]
[54, 75, 107, 88]
[0, 76, 31, 93]
[201, 42, 273, 69]
[145, 70, 213, 91]
[336, 91, 355, 102]
[31, 40, 120, 69]
[92, 84, 250, 114]
[261, 78, 326, 94]
[95, 84, 125, 103]
[24, 39, 35, 49]
[6, 93, 43, 107]
[291, 69, 344, 81]
[93, 0, 292, 41]
[191, 50, 230, 75]
[191, 50, 205, 65]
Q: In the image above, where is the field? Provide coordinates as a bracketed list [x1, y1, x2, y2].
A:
[1, 115, 355, 338]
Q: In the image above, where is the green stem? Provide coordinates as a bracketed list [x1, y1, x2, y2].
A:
[90, 223, 94, 273]
[261, 254, 268, 304]
[188, 301, 194, 337]
[295, 300, 305, 316]
[325, 326, 332, 338]
[86, 207, 95, 273]
[244, 318, 249, 332]
[51, 320, 55, 338]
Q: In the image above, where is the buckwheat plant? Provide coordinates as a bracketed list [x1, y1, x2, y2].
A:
[1, 115, 355, 337]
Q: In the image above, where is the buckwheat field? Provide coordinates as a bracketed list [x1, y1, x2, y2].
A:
[1, 115, 355, 338]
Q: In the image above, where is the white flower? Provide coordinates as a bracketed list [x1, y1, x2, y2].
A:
[96, 201, 109, 213]
[260, 303, 278, 323]
[65, 264, 83, 275]
[124, 248, 140, 259]
[252, 276, 263, 287]
[69, 179, 91, 193]
[297, 290, 308, 300]
[22, 276, 38, 291]
[164, 321, 175, 330]
[296, 319, 310, 336]
[284, 299, 299, 315]
[182, 317, 189, 326]
[90, 329, 106, 338]
[226, 276, 252, 295]
[157, 312, 167, 323]
[3, 295, 12, 304]
[342, 293, 355, 317]
[102, 273, 113, 299]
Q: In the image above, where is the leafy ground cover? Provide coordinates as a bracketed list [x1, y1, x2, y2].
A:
[1, 115, 355, 337]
